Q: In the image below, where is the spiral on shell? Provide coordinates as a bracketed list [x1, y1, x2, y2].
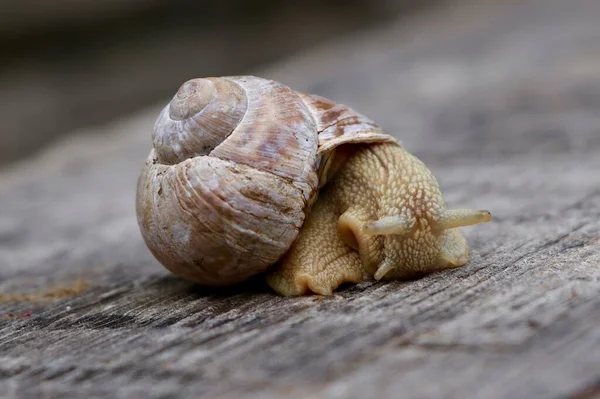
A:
[153, 78, 248, 164]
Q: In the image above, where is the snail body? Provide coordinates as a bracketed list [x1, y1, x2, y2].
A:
[136, 76, 491, 296]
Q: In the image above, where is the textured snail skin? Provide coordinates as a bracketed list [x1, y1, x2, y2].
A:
[136, 75, 491, 293]
[267, 143, 490, 296]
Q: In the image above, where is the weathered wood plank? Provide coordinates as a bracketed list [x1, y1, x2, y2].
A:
[1, 0, 599, 398]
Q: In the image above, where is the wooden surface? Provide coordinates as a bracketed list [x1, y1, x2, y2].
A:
[1, 0, 599, 397]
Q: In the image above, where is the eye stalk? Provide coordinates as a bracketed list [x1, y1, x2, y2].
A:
[435, 209, 492, 230]
[363, 215, 413, 236]
[363, 209, 491, 237]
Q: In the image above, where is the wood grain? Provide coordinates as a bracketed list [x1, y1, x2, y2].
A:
[1, 0, 599, 397]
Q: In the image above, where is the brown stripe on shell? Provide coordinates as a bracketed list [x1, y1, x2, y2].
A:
[152, 78, 248, 165]
[297, 93, 352, 131]
[210, 76, 319, 202]
[297, 92, 398, 154]
[318, 118, 397, 153]
[298, 92, 398, 187]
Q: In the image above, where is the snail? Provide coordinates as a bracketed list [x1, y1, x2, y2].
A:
[136, 76, 491, 296]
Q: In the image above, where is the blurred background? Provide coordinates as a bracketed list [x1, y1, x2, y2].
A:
[0, 0, 443, 166]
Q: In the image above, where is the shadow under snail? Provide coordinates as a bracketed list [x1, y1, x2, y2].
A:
[136, 76, 491, 296]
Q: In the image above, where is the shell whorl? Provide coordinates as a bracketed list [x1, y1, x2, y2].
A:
[153, 78, 248, 165]
[137, 76, 322, 285]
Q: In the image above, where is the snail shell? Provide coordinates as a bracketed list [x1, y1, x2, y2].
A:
[136, 76, 395, 286]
